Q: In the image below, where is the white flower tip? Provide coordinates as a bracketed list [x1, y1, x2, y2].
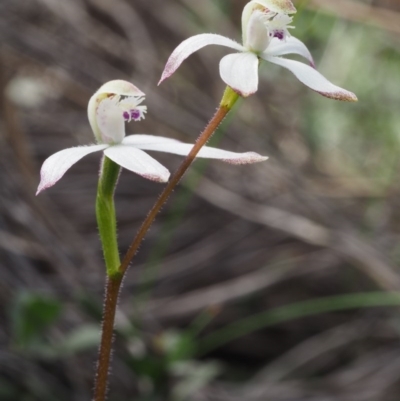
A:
[318, 90, 358, 102]
[223, 152, 269, 165]
[97, 80, 145, 97]
[252, 0, 297, 14]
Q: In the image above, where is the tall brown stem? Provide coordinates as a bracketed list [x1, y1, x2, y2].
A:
[92, 104, 231, 401]
[93, 275, 122, 401]
[119, 105, 230, 275]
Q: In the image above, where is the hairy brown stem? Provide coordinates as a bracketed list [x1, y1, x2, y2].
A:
[119, 105, 230, 275]
[92, 105, 231, 401]
[93, 275, 122, 401]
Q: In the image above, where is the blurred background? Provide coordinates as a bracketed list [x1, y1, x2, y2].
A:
[1, 0, 400, 400]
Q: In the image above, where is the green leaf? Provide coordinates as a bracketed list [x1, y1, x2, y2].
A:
[11, 292, 62, 348]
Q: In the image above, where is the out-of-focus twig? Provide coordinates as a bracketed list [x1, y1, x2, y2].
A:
[194, 177, 400, 291]
[307, 0, 400, 36]
[143, 251, 338, 320]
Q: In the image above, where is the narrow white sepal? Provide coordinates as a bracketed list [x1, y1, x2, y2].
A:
[104, 145, 170, 183]
[219, 52, 259, 97]
[159, 34, 245, 84]
[263, 36, 315, 67]
[264, 56, 358, 101]
[122, 135, 181, 146]
[132, 140, 268, 165]
[36, 144, 108, 195]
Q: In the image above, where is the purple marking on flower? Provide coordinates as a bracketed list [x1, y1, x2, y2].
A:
[273, 30, 284, 40]
[130, 109, 141, 121]
[123, 111, 130, 121]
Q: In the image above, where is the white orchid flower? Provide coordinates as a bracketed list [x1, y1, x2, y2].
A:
[159, 0, 357, 101]
[36, 80, 267, 195]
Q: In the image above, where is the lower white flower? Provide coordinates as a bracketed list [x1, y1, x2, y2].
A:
[159, 0, 357, 101]
[36, 80, 268, 195]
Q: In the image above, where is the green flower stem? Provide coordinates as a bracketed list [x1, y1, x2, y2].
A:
[119, 86, 240, 275]
[220, 86, 240, 109]
[94, 156, 123, 401]
[96, 156, 122, 278]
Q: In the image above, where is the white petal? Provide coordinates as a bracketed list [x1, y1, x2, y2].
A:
[104, 145, 170, 183]
[219, 52, 259, 97]
[95, 80, 145, 98]
[36, 145, 107, 195]
[131, 140, 268, 165]
[245, 11, 271, 52]
[159, 34, 245, 84]
[264, 56, 358, 101]
[88, 80, 144, 143]
[263, 36, 315, 67]
[122, 134, 181, 146]
[96, 97, 126, 144]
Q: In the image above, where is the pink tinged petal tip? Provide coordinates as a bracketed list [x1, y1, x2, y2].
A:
[159, 34, 245, 85]
[219, 52, 259, 97]
[265, 56, 358, 102]
[103, 145, 170, 183]
[217, 151, 268, 165]
[36, 144, 108, 195]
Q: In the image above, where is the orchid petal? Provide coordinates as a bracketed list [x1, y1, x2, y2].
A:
[36, 145, 107, 195]
[220, 52, 259, 97]
[264, 56, 358, 101]
[122, 134, 181, 146]
[96, 97, 126, 144]
[242, 1, 296, 44]
[250, 0, 296, 14]
[263, 36, 315, 67]
[129, 140, 268, 165]
[95, 80, 145, 98]
[104, 145, 170, 183]
[88, 80, 144, 143]
[246, 11, 271, 52]
[159, 34, 245, 84]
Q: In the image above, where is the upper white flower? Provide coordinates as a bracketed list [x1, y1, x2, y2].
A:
[159, 0, 357, 101]
[36, 80, 268, 195]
